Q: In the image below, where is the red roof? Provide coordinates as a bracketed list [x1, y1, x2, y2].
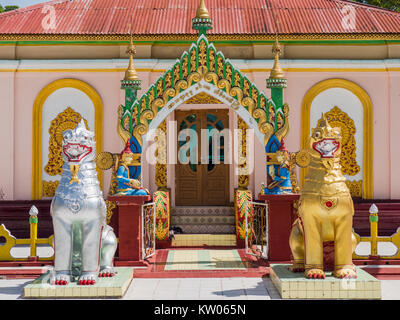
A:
[0, 0, 399, 35]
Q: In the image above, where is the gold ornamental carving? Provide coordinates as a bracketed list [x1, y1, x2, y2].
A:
[155, 120, 167, 190]
[3, 33, 400, 43]
[105, 200, 116, 224]
[324, 106, 360, 176]
[184, 92, 222, 104]
[237, 116, 249, 189]
[95, 151, 114, 170]
[44, 107, 89, 176]
[345, 180, 363, 198]
[42, 180, 59, 197]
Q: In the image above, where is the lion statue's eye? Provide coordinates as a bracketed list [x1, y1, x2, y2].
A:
[314, 131, 321, 139]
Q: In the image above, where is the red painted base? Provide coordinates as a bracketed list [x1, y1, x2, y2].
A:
[114, 260, 150, 267]
[0, 261, 53, 267]
[363, 267, 400, 279]
[156, 240, 172, 249]
[258, 194, 300, 261]
[0, 268, 48, 279]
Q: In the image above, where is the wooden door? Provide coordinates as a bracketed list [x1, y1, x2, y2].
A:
[175, 109, 229, 206]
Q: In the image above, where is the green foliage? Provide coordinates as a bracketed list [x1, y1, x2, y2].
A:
[0, 5, 19, 12]
[352, 0, 400, 12]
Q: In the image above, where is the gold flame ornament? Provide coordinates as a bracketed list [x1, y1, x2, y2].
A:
[195, 0, 210, 19]
[69, 164, 80, 184]
[124, 25, 139, 81]
[269, 37, 285, 79]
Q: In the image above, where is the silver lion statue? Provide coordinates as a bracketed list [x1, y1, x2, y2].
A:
[50, 120, 117, 285]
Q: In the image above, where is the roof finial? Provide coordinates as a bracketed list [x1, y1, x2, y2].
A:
[269, 35, 284, 79]
[195, 0, 210, 19]
[192, 0, 212, 35]
[124, 24, 139, 81]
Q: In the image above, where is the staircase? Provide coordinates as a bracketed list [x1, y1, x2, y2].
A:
[170, 206, 236, 247]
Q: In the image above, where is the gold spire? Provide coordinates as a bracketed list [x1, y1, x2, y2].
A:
[269, 37, 285, 79]
[195, 0, 210, 19]
[124, 25, 139, 81]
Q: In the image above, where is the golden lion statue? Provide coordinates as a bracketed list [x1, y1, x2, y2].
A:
[289, 114, 357, 279]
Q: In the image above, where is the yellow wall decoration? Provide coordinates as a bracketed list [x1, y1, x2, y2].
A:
[237, 116, 249, 189]
[301, 78, 373, 199]
[324, 106, 360, 176]
[42, 180, 59, 198]
[345, 180, 363, 198]
[32, 78, 103, 200]
[155, 120, 167, 190]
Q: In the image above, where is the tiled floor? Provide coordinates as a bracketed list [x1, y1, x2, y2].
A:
[133, 248, 268, 277]
[2, 245, 400, 300]
[123, 277, 278, 300]
[2, 276, 400, 300]
[164, 250, 246, 271]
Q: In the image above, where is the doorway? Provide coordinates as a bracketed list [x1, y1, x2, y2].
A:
[175, 109, 230, 206]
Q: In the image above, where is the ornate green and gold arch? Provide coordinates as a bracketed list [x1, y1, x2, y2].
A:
[119, 34, 288, 147]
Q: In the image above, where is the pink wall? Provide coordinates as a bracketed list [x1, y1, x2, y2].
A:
[0, 73, 15, 200]
[389, 72, 400, 199]
[3, 67, 399, 200]
[12, 71, 123, 199]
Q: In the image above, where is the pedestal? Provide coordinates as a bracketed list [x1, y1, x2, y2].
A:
[258, 194, 300, 261]
[23, 267, 133, 299]
[270, 264, 381, 299]
[108, 195, 151, 267]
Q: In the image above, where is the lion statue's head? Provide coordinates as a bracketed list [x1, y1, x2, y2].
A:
[62, 120, 96, 165]
[62, 120, 96, 184]
[308, 114, 342, 160]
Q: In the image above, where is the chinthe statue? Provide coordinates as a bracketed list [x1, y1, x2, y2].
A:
[50, 120, 117, 286]
[289, 114, 357, 279]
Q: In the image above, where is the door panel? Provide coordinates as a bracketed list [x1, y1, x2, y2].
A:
[175, 109, 229, 206]
[175, 111, 202, 206]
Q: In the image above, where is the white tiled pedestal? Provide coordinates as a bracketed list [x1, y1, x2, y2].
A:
[23, 267, 133, 299]
[270, 264, 381, 300]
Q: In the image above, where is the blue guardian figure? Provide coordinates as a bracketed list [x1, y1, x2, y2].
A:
[115, 142, 149, 196]
[265, 138, 292, 194]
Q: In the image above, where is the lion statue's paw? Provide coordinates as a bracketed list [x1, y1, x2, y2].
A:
[99, 267, 115, 278]
[78, 272, 98, 285]
[51, 271, 71, 285]
[305, 268, 326, 279]
[334, 267, 357, 279]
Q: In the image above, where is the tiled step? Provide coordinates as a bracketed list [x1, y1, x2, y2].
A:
[171, 215, 235, 226]
[171, 206, 235, 235]
[171, 234, 237, 247]
[172, 206, 234, 216]
[172, 224, 235, 234]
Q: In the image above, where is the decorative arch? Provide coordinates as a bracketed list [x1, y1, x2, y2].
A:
[32, 78, 103, 199]
[300, 78, 373, 199]
[118, 34, 289, 150]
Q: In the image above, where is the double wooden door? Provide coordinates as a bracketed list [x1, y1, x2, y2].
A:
[175, 109, 229, 206]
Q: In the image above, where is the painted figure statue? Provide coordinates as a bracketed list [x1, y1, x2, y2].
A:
[265, 137, 292, 194]
[115, 141, 149, 196]
[50, 120, 117, 285]
[289, 114, 357, 279]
